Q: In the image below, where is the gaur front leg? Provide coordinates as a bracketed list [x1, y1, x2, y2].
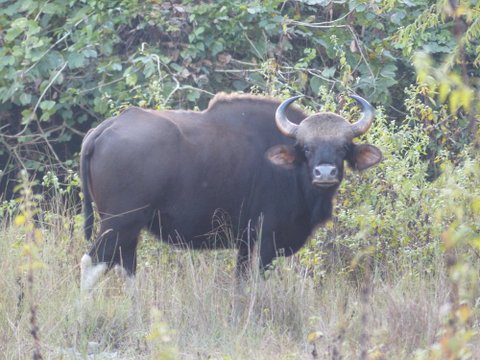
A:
[259, 235, 277, 274]
[235, 241, 253, 279]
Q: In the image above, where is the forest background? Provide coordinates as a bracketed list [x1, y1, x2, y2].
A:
[0, 0, 479, 359]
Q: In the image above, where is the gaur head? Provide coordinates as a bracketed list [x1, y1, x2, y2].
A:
[267, 95, 383, 188]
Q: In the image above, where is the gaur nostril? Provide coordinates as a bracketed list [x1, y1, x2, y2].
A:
[314, 165, 337, 180]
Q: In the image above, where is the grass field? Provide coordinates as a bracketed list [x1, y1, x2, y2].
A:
[1, 209, 477, 360]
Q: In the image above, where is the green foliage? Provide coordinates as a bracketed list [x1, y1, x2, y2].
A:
[299, 85, 479, 279]
[412, 168, 480, 359]
[297, 87, 480, 358]
[1, 0, 478, 180]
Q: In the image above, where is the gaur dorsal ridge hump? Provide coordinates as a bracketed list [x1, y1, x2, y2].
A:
[207, 92, 280, 110]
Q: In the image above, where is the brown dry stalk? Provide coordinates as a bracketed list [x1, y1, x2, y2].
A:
[27, 231, 43, 360]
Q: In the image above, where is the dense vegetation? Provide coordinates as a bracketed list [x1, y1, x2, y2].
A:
[0, 0, 479, 358]
[1, 0, 478, 181]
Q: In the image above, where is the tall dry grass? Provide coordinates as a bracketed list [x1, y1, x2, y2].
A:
[1, 157, 479, 359]
[0, 215, 463, 359]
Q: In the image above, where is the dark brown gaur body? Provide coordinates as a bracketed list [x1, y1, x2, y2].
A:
[80, 93, 382, 291]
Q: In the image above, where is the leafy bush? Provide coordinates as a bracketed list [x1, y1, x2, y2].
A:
[1, 0, 478, 191]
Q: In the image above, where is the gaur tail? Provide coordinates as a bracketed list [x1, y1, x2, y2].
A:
[80, 144, 94, 241]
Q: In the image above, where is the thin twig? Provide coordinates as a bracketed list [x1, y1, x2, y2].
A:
[230, 59, 258, 66]
[33, 62, 68, 117]
[214, 68, 263, 73]
[164, 76, 181, 105]
[77, 77, 125, 95]
[244, 33, 264, 59]
[64, 123, 86, 137]
[286, 9, 355, 27]
[345, 25, 376, 88]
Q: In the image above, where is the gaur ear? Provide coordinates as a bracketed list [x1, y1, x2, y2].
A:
[265, 145, 298, 169]
[348, 144, 383, 171]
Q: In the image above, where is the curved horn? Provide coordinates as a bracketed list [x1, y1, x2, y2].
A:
[275, 95, 303, 138]
[350, 95, 375, 137]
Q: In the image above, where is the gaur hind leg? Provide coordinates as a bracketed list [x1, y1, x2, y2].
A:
[81, 217, 143, 293]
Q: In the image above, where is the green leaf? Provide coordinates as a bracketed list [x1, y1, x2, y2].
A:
[391, 10, 406, 25]
[321, 67, 336, 78]
[5, 26, 23, 42]
[21, 108, 35, 124]
[195, 26, 205, 36]
[380, 63, 397, 79]
[93, 97, 109, 114]
[232, 80, 249, 91]
[39, 100, 56, 111]
[211, 41, 224, 56]
[42, 3, 64, 15]
[0, 55, 15, 69]
[19, 93, 32, 106]
[111, 63, 122, 71]
[67, 51, 85, 69]
[309, 76, 325, 95]
[186, 90, 200, 102]
[126, 72, 137, 86]
[83, 49, 98, 58]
